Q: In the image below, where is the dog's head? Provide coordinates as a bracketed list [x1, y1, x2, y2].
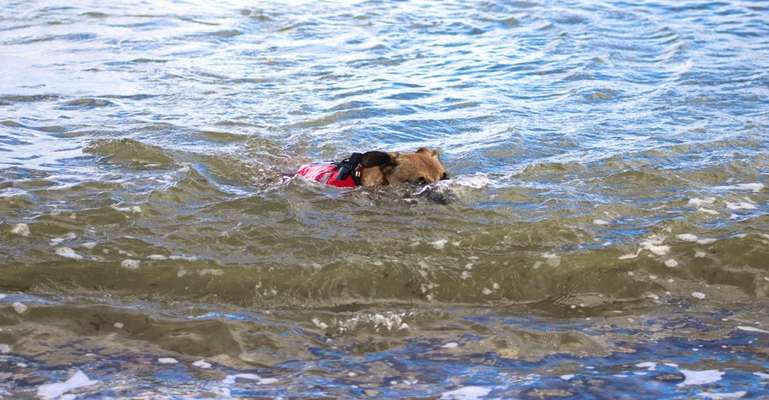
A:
[358, 147, 447, 186]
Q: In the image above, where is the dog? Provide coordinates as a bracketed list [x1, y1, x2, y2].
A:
[297, 147, 448, 188]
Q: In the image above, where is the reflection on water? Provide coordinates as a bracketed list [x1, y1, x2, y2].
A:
[1, 0, 769, 397]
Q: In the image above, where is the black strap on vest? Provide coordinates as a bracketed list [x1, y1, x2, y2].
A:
[334, 151, 395, 186]
[334, 153, 364, 185]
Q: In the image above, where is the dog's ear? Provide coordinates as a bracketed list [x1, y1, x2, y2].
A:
[360, 151, 398, 167]
[416, 147, 438, 157]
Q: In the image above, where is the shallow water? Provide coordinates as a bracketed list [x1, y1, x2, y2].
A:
[1, 0, 769, 398]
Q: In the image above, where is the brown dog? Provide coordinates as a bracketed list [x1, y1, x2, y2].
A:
[359, 148, 448, 186]
[296, 148, 448, 188]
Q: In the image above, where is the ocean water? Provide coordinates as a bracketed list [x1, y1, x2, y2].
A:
[1, 0, 769, 398]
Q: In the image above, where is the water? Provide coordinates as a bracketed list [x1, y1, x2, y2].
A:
[1, 0, 769, 397]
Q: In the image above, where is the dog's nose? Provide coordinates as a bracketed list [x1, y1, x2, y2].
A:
[440, 173, 448, 180]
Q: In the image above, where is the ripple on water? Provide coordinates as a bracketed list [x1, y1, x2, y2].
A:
[58, 98, 115, 110]
[85, 139, 177, 169]
[1, 0, 769, 397]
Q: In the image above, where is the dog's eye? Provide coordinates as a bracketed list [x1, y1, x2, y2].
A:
[440, 173, 448, 180]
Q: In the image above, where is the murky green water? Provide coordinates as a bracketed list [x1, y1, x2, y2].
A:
[1, 0, 769, 398]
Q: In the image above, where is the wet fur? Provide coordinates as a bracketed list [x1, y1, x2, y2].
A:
[358, 147, 447, 187]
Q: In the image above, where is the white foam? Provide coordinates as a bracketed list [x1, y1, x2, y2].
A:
[431, 239, 448, 250]
[676, 234, 698, 242]
[736, 326, 769, 334]
[55, 247, 83, 260]
[0, 344, 11, 354]
[333, 311, 410, 333]
[147, 254, 168, 261]
[222, 373, 277, 385]
[311, 318, 328, 330]
[81, 241, 97, 249]
[593, 219, 609, 225]
[725, 201, 756, 211]
[440, 386, 492, 400]
[714, 183, 764, 193]
[699, 391, 746, 399]
[698, 208, 719, 215]
[543, 252, 561, 267]
[696, 238, 717, 245]
[120, 259, 140, 269]
[371, 313, 409, 331]
[193, 360, 212, 369]
[635, 362, 656, 370]
[665, 259, 679, 268]
[452, 174, 490, 189]
[198, 269, 224, 276]
[10, 223, 30, 237]
[111, 205, 142, 214]
[691, 292, 706, 299]
[442, 342, 459, 349]
[688, 197, 715, 207]
[169, 254, 198, 261]
[12, 302, 27, 314]
[678, 369, 724, 386]
[559, 374, 574, 380]
[37, 370, 97, 399]
[640, 236, 670, 256]
[113, 322, 124, 329]
[619, 250, 641, 260]
[754, 372, 769, 380]
[157, 357, 178, 364]
[50, 232, 77, 246]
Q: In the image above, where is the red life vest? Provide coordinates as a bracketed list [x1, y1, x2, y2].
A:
[296, 164, 357, 188]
